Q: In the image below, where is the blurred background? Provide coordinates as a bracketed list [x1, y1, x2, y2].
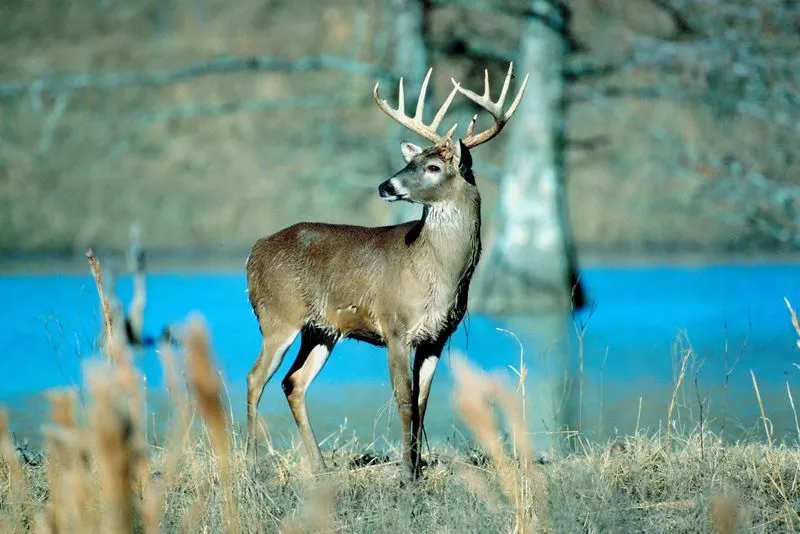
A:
[0, 0, 798, 451]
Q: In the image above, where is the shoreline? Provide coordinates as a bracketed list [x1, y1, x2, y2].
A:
[1, 245, 799, 275]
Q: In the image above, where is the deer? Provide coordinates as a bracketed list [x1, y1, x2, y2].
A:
[244, 62, 528, 480]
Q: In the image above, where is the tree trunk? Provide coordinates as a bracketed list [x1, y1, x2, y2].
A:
[384, 0, 430, 224]
[476, 3, 585, 314]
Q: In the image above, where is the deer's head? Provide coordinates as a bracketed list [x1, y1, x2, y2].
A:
[374, 63, 528, 206]
[379, 139, 473, 205]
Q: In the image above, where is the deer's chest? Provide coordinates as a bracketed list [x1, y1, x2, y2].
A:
[405, 279, 469, 345]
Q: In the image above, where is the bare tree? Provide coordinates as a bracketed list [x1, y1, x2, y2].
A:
[475, 1, 585, 314]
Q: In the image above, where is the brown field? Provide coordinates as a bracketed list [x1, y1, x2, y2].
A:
[2, 305, 800, 533]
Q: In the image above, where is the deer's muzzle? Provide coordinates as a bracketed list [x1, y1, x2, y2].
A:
[378, 178, 409, 202]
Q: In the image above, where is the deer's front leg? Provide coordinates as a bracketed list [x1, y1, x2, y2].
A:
[411, 339, 444, 477]
[387, 339, 414, 481]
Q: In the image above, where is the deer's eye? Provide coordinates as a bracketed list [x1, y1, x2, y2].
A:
[426, 164, 441, 173]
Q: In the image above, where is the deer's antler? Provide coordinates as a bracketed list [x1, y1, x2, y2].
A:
[451, 62, 529, 149]
[374, 68, 460, 145]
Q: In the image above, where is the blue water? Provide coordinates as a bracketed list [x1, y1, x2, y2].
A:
[1, 262, 798, 445]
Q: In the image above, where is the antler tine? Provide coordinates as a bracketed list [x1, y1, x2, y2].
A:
[497, 62, 513, 109]
[429, 83, 460, 131]
[374, 68, 460, 145]
[397, 77, 405, 115]
[414, 68, 432, 120]
[504, 72, 529, 120]
[466, 114, 478, 138]
[450, 61, 529, 149]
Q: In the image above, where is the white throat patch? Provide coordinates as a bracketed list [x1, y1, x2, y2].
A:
[427, 203, 463, 228]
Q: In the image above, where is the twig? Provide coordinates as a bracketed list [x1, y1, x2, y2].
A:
[751, 369, 772, 446]
[568, 83, 800, 133]
[497, 327, 527, 455]
[598, 347, 608, 435]
[571, 302, 596, 433]
[604, 499, 696, 513]
[786, 382, 800, 441]
[0, 55, 395, 99]
[129, 95, 370, 126]
[785, 297, 800, 349]
[666, 343, 691, 450]
[635, 396, 642, 436]
[36, 91, 70, 153]
[566, 135, 611, 151]
[694, 364, 705, 461]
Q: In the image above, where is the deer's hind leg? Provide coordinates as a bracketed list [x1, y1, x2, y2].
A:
[246, 315, 300, 456]
[282, 327, 336, 472]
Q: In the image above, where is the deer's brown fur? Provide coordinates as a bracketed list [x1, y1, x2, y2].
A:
[245, 64, 527, 479]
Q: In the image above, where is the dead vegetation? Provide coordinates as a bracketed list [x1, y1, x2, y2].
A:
[5, 307, 800, 532]
[1, 252, 799, 532]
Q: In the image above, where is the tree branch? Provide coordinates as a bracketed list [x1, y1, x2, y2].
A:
[128, 95, 371, 126]
[429, 0, 583, 51]
[646, 0, 695, 38]
[433, 37, 619, 82]
[568, 83, 800, 133]
[566, 135, 611, 151]
[0, 56, 395, 99]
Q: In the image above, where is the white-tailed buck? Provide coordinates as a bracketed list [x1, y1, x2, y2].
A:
[245, 62, 528, 479]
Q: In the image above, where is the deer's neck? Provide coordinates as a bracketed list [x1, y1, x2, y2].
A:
[410, 188, 482, 301]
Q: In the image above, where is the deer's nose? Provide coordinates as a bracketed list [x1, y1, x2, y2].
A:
[378, 179, 398, 198]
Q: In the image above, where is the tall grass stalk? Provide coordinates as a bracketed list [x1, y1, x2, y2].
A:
[785, 297, 800, 348]
[666, 342, 692, 450]
[184, 315, 240, 534]
[750, 370, 772, 446]
[787, 382, 800, 440]
[497, 328, 527, 456]
[451, 354, 551, 534]
[85, 249, 114, 355]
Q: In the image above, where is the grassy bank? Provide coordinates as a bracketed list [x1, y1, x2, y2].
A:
[2, 311, 800, 533]
[4, 421, 800, 533]
[1, 255, 799, 533]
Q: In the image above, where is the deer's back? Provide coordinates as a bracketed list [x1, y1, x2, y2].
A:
[246, 221, 418, 342]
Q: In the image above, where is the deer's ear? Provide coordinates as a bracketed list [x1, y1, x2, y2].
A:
[456, 139, 471, 170]
[452, 139, 462, 164]
[400, 142, 423, 164]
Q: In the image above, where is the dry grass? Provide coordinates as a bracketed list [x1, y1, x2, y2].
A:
[6, 320, 800, 533]
[4, 323, 800, 533]
[1, 253, 799, 532]
[451, 353, 550, 533]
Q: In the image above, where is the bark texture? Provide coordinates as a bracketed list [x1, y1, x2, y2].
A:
[477, 2, 585, 314]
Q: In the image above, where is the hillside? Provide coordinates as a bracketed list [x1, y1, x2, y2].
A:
[0, 0, 797, 262]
